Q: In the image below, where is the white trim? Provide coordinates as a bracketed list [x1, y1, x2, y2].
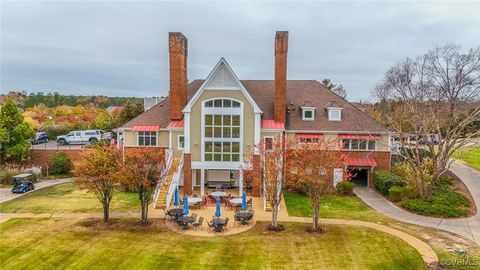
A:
[168, 130, 172, 149]
[184, 112, 191, 153]
[260, 129, 285, 132]
[201, 97, 244, 164]
[200, 169, 205, 195]
[177, 135, 185, 150]
[192, 161, 242, 170]
[327, 108, 342, 121]
[302, 108, 315, 121]
[263, 136, 274, 151]
[254, 113, 261, 154]
[182, 58, 262, 114]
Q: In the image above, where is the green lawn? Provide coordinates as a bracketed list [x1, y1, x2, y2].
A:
[0, 218, 425, 270]
[284, 192, 392, 222]
[452, 146, 480, 171]
[0, 183, 140, 213]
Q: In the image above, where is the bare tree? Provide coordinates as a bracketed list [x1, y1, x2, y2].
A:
[321, 79, 347, 99]
[374, 45, 480, 198]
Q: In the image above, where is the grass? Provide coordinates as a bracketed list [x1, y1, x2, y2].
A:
[452, 146, 480, 171]
[0, 183, 140, 213]
[0, 218, 425, 270]
[284, 192, 392, 222]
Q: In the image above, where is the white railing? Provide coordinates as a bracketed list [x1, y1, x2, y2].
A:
[165, 152, 184, 208]
[152, 149, 174, 207]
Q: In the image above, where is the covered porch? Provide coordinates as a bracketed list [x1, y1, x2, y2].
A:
[185, 168, 249, 197]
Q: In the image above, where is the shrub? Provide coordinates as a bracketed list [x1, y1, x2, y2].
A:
[388, 186, 410, 202]
[50, 152, 72, 175]
[373, 171, 405, 196]
[336, 181, 355, 195]
[400, 179, 471, 218]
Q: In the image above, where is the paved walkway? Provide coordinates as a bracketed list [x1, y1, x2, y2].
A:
[354, 161, 480, 244]
[0, 211, 438, 265]
[0, 178, 72, 203]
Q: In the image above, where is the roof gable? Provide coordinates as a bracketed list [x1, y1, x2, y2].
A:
[183, 58, 262, 114]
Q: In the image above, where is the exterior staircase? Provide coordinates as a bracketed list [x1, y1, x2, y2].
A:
[264, 199, 272, 212]
[154, 159, 179, 209]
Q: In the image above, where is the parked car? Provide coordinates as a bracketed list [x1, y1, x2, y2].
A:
[56, 130, 105, 145]
[418, 134, 440, 145]
[31, 132, 49, 144]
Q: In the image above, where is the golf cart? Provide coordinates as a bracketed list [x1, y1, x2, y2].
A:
[11, 173, 35, 193]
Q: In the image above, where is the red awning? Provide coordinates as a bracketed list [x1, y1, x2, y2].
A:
[295, 133, 324, 139]
[345, 157, 377, 166]
[261, 119, 285, 129]
[167, 120, 184, 128]
[132, 125, 160, 131]
[339, 134, 381, 140]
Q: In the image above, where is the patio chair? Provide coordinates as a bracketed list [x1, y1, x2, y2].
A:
[193, 217, 204, 230]
[207, 221, 215, 232]
[199, 197, 208, 208]
[193, 193, 198, 198]
[191, 213, 198, 223]
[234, 213, 242, 226]
[247, 198, 253, 207]
[223, 217, 230, 231]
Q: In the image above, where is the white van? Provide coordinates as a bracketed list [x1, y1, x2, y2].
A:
[56, 130, 106, 145]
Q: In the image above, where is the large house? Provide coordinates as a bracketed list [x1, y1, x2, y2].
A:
[118, 31, 391, 200]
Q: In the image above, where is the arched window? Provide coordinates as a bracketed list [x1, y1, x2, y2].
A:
[202, 98, 242, 162]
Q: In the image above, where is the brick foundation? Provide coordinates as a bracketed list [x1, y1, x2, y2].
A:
[183, 153, 192, 195]
[252, 154, 261, 197]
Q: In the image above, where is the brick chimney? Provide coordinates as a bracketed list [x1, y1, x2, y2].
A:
[169, 32, 188, 120]
[274, 31, 288, 124]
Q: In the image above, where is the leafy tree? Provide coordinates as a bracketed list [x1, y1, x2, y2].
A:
[0, 99, 35, 163]
[120, 148, 166, 224]
[74, 144, 121, 223]
[321, 79, 347, 99]
[114, 99, 144, 126]
[288, 139, 348, 232]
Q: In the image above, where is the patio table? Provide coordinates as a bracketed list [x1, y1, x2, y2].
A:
[169, 208, 184, 217]
[211, 191, 228, 197]
[229, 198, 242, 204]
[177, 216, 195, 229]
[187, 197, 202, 204]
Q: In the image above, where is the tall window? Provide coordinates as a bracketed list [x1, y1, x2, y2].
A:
[203, 98, 242, 162]
[138, 131, 156, 146]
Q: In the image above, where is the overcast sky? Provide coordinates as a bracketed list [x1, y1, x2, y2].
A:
[1, 1, 479, 101]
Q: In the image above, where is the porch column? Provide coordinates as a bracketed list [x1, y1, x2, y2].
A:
[252, 154, 261, 197]
[239, 170, 243, 196]
[200, 169, 205, 195]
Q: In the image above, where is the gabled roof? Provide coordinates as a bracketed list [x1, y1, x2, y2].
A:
[183, 58, 262, 114]
[120, 79, 388, 133]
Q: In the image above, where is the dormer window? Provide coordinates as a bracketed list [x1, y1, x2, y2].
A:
[301, 107, 316, 121]
[325, 101, 343, 122]
[328, 108, 342, 121]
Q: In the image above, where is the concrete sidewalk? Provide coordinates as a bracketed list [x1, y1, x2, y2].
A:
[354, 161, 480, 244]
[0, 178, 72, 204]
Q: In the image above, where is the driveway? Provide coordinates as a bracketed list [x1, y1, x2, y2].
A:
[354, 161, 480, 244]
[0, 178, 72, 204]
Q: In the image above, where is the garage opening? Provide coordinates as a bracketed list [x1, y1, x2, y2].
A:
[349, 168, 369, 186]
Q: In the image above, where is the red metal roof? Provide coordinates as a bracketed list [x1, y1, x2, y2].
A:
[167, 120, 184, 128]
[261, 119, 285, 129]
[132, 125, 160, 131]
[344, 157, 377, 166]
[339, 134, 381, 140]
[295, 133, 324, 139]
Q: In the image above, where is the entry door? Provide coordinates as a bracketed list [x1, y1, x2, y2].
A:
[333, 168, 343, 188]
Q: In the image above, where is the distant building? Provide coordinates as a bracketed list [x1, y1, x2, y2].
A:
[144, 97, 165, 111]
[106, 105, 124, 114]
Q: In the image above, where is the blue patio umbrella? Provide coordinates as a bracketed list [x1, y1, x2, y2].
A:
[215, 196, 221, 218]
[241, 191, 247, 211]
[182, 194, 189, 215]
[174, 186, 180, 207]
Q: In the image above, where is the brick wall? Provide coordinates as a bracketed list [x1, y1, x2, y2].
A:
[24, 149, 84, 174]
